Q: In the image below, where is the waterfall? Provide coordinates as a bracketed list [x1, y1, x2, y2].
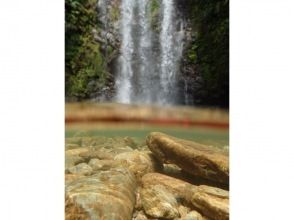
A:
[115, 0, 136, 103]
[114, 0, 184, 105]
[159, 0, 184, 104]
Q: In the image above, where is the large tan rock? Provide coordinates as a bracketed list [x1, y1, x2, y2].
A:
[146, 132, 229, 184]
[191, 185, 229, 220]
[65, 167, 137, 220]
[141, 185, 180, 219]
[141, 173, 228, 220]
[141, 173, 195, 204]
[114, 151, 162, 180]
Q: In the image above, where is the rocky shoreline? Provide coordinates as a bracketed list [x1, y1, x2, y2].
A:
[65, 132, 229, 220]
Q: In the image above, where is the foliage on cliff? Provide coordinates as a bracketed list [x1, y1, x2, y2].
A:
[185, 0, 229, 107]
[65, 0, 108, 100]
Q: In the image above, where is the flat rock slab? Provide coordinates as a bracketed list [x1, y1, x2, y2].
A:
[65, 167, 137, 220]
[191, 185, 229, 220]
[141, 173, 195, 204]
[146, 132, 229, 184]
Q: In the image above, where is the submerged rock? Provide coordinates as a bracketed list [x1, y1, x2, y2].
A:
[141, 173, 195, 204]
[67, 163, 93, 176]
[180, 210, 205, 220]
[65, 167, 137, 220]
[114, 151, 162, 180]
[146, 132, 229, 184]
[141, 185, 180, 219]
[65, 174, 83, 185]
[65, 147, 90, 170]
[88, 158, 121, 171]
[191, 185, 229, 220]
[132, 210, 149, 220]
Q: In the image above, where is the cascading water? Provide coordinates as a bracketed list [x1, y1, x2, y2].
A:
[115, 0, 135, 103]
[113, 0, 184, 105]
[159, 0, 184, 104]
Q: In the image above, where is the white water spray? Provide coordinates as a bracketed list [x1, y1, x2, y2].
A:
[114, 0, 184, 105]
[115, 0, 136, 103]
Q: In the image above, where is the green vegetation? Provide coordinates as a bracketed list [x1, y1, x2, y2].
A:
[186, 0, 229, 107]
[149, 0, 160, 31]
[109, 4, 120, 22]
[65, 0, 108, 100]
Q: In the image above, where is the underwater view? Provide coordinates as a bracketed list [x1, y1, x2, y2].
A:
[65, 0, 229, 219]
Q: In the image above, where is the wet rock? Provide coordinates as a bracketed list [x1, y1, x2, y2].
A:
[65, 167, 137, 220]
[88, 158, 121, 171]
[65, 155, 85, 170]
[141, 185, 180, 219]
[132, 210, 148, 220]
[146, 132, 229, 184]
[180, 210, 205, 220]
[65, 174, 83, 185]
[141, 173, 195, 204]
[178, 205, 190, 218]
[79, 148, 115, 161]
[67, 163, 93, 176]
[162, 164, 183, 179]
[65, 147, 90, 157]
[65, 143, 81, 150]
[114, 151, 162, 180]
[191, 185, 229, 220]
[124, 136, 138, 148]
[65, 148, 90, 170]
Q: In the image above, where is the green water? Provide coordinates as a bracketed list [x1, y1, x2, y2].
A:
[65, 126, 229, 148]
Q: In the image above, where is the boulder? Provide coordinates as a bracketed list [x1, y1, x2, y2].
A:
[65, 167, 137, 220]
[146, 132, 229, 184]
[141, 173, 195, 204]
[114, 151, 162, 180]
[141, 185, 180, 219]
[191, 185, 229, 220]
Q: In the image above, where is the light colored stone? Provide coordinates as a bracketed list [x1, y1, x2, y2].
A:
[65, 174, 83, 185]
[146, 132, 229, 184]
[141, 185, 180, 219]
[65, 148, 90, 170]
[68, 163, 93, 176]
[191, 185, 229, 220]
[79, 149, 115, 161]
[65, 148, 90, 157]
[65, 167, 137, 220]
[178, 205, 190, 218]
[88, 158, 121, 171]
[132, 211, 148, 220]
[181, 210, 205, 220]
[142, 173, 196, 203]
[114, 151, 162, 180]
[65, 155, 85, 170]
